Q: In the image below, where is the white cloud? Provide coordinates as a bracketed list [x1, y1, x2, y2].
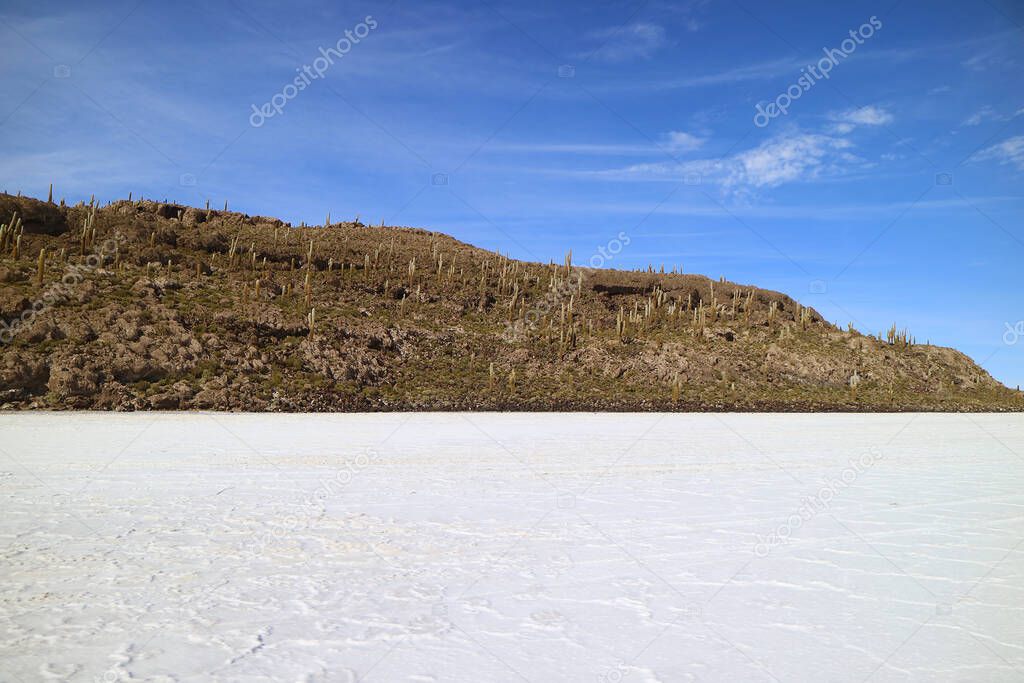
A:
[965, 107, 994, 126]
[847, 106, 893, 125]
[962, 44, 1015, 72]
[492, 132, 704, 157]
[726, 134, 854, 188]
[963, 106, 1022, 126]
[495, 142, 657, 155]
[966, 109, 991, 125]
[652, 0, 709, 33]
[584, 23, 668, 63]
[830, 105, 893, 129]
[664, 131, 705, 152]
[976, 136, 1024, 170]
[591, 55, 803, 93]
[578, 132, 859, 193]
[584, 159, 711, 182]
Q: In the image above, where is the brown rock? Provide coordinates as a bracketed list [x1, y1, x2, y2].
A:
[47, 355, 100, 398]
[0, 194, 68, 235]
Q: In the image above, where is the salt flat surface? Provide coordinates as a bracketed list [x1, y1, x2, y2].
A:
[1, 413, 1022, 682]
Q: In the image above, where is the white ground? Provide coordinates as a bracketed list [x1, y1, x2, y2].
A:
[1, 413, 1022, 682]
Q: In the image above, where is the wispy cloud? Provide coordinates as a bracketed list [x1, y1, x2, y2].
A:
[590, 55, 804, 93]
[493, 142, 663, 156]
[962, 105, 1022, 126]
[588, 31, 1017, 95]
[582, 22, 669, 63]
[546, 196, 1020, 221]
[976, 136, 1024, 171]
[650, 0, 710, 33]
[965, 106, 997, 126]
[493, 130, 704, 156]
[962, 43, 1016, 71]
[570, 131, 862, 195]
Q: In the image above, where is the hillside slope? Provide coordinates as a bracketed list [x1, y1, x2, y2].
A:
[0, 193, 1019, 411]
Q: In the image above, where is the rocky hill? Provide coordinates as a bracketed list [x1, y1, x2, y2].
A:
[0, 192, 1019, 411]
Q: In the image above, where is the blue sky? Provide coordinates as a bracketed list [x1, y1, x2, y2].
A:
[1, 0, 1022, 387]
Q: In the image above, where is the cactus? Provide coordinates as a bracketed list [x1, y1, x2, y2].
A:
[671, 374, 681, 404]
[307, 307, 316, 340]
[798, 305, 811, 330]
[0, 212, 20, 255]
[36, 248, 45, 286]
[886, 324, 911, 348]
[694, 305, 707, 336]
